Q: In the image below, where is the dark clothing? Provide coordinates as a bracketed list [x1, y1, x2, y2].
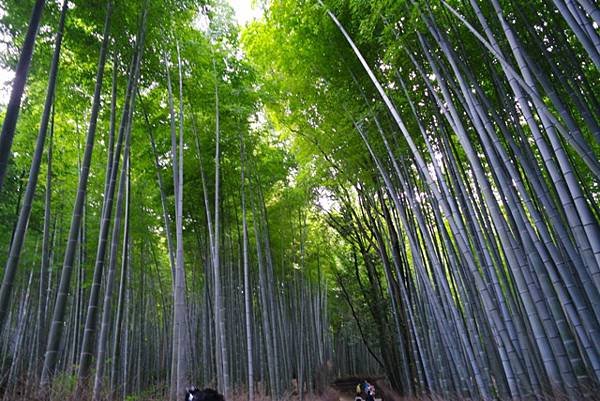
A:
[186, 388, 224, 401]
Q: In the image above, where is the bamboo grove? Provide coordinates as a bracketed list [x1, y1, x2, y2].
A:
[244, 0, 600, 399]
[0, 0, 599, 401]
[0, 1, 371, 400]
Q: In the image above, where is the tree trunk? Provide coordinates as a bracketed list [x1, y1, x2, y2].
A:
[0, 0, 46, 190]
[41, 2, 113, 385]
[77, 9, 146, 382]
[240, 130, 254, 401]
[0, 0, 68, 333]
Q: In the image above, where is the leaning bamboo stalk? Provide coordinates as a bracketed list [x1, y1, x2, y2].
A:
[0, 0, 68, 334]
[41, 2, 113, 384]
[77, 12, 145, 381]
[0, 0, 46, 190]
[92, 131, 131, 401]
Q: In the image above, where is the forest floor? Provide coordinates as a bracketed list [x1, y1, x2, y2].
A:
[3, 376, 597, 401]
[328, 378, 600, 401]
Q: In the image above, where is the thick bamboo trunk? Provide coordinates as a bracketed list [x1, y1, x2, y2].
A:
[41, 2, 113, 385]
[92, 142, 131, 401]
[0, 0, 68, 333]
[78, 18, 145, 381]
[0, 0, 46, 190]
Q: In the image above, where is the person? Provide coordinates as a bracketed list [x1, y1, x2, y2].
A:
[356, 382, 362, 397]
[185, 387, 225, 401]
[365, 384, 375, 401]
[361, 380, 368, 393]
[362, 380, 371, 395]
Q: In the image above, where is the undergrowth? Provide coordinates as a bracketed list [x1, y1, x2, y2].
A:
[2, 381, 600, 401]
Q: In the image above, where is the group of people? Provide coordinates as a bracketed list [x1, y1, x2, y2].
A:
[187, 381, 377, 401]
[355, 379, 376, 401]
